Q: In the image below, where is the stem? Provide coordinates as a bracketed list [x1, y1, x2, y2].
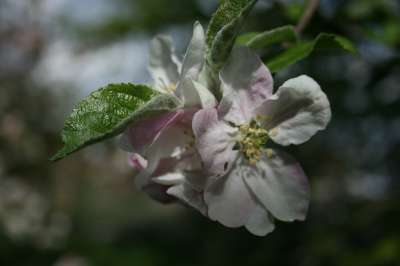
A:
[295, 0, 320, 34]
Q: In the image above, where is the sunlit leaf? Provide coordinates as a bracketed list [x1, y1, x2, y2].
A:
[266, 33, 358, 73]
[203, 0, 258, 98]
[51, 83, 180, 161]
[236, 25, 297, 49]
[206, 0, 258, 70]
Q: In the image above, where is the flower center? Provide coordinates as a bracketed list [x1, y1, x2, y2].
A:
[238, 121, 269, 165]
[164, 83, 177, 93]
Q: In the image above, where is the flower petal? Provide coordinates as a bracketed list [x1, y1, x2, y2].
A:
[243, 149, 310, 222]
[219, 46, 274, 124]
[148, 35, 181, 91]
[205, 167, 258, 228]
[205, 157, 276, 235]
[134, 157, 177, 189]
[121, 111, 183, 153]
[177, 78, 217, 108]
[192, 80, 217, 108]
[134, 157, 178, 204]
[152, 173, 184, 186]
[245, 204, 275, 237]
[179, 21, 205, 80]
[192, 108, 239, 177]
[256, 75, 331, 146]
[130, 116, 194, 203]
[167, 183, 207, 215]
[128, 153, 148, 171]
[176, 78, 201, 107]
[147, 117, 194, 160]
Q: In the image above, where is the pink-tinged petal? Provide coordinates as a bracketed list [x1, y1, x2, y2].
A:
[130, 107, 199, 204]
[243, 149, 310, 222]
[167, 183, 207, 215]
[135, 156, 180, 204]
[150, 151, 206, 210]
[255, 75, 331, 146]
[146, 118, 194, 160]
[192, 108, 239, 177]
[122, 111, 183, 153]
[128, 153, 148, 171]
[219, 46, 274, 124]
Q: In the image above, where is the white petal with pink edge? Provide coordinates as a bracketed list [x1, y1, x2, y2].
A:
[219, 46, 274, 125]
[192, 108, 239, 177]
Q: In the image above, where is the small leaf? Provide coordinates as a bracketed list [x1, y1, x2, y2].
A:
[204, 0, 258, 98]
[206, 0, 257, 70]
[236, 25, 297, 49]
[266, 33, 358, 73]
[51, 83, 180, 161]
[206, 0, 256, 48]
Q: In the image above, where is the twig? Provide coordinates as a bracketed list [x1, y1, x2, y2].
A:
[295, 0, 320, 34]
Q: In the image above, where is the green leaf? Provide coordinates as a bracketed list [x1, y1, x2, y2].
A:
[266, 33, 358, 73]
[203, 0, 257, 99]
[236, 25, 298, 49]
[206, 0, 258, 70]
[51, 83, 180, 161]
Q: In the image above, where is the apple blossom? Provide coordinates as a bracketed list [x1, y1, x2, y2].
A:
[120, 22, 215, 212]
[192, 47, 331, 236]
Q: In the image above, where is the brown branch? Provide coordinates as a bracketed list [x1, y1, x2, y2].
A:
[295, 0, 320, 34]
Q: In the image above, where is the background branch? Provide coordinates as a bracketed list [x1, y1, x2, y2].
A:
[295, 0, 320, 34]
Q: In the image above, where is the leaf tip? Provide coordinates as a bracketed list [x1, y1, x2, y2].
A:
[49, 149, 66, 162]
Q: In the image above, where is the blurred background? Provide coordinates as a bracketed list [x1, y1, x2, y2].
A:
[0, 0, 399, 265]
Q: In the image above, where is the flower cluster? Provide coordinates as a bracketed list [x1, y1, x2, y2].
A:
[121, 22, 331, 236]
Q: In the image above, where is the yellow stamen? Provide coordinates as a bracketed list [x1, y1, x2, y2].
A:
[165, 83, 177, 93]
[239, 122, 269, 164]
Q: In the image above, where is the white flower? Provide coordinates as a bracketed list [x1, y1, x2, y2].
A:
[120, 22, 215, 214]
[192, 46, 331, 236]
[147, 21, 216, 108]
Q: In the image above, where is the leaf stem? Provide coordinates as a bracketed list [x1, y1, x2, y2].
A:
[295, 0, 320, 34]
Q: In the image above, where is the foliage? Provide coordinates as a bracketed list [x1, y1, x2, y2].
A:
[51, 84, 179, 161]
[204, 0, 258, 94]
[236, 25, 297, 49]
[266, 33, 358, 73]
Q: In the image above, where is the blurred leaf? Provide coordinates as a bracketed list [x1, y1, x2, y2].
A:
[51, 84, 179, 161]
[368, 19, 400, 46]
[284, 2, 305, 22]
[266, 33, 358, 73]
[236, 25, 297, 49]
[206, 0, 258, 70]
